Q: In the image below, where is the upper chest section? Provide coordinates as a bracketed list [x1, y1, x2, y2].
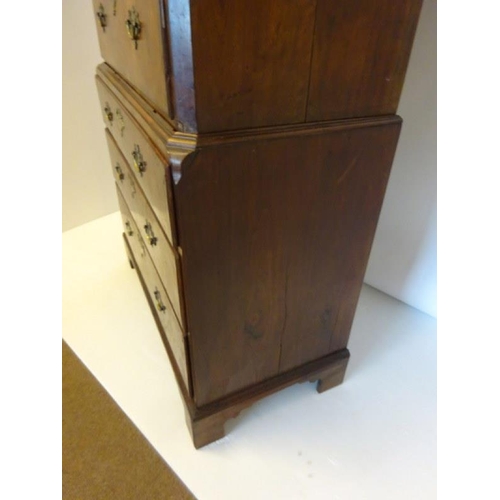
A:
[93, 0, 423, 134]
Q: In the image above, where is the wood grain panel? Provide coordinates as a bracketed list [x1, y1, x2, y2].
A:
[189, 0, 316, 132]
[278, 124, 401, 370]
[176, 118, 401, 405]
[307, 0, 423, 121]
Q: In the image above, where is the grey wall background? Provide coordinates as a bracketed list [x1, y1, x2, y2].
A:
[63, 0, 117, 232]
[62, 0, 436, 318]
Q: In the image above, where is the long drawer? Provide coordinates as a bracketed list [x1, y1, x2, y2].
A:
[96, 76, 177, 246]
[116, 185, 191, 394]
[92, 0, 171, 118]
[105, 129, 186, 331]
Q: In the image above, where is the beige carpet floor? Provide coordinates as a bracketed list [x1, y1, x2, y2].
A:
[62, 340, 195, 499]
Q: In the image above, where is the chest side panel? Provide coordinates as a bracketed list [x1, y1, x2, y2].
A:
[189, 0, 316, 132]
[307, 0, 423, 121]
[176, 120, 401, 405]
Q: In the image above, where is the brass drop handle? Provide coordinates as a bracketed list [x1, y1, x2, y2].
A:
[126, 7, 141, 49]
[131, 144, 146, 175]
[97, 4, 107, 32]
[144, 222, 157, 246]
[154, 288, 166, 312]
[115, 163, 124, 181]
[125, 221, 133, 236]
[104, 103, 113, 124]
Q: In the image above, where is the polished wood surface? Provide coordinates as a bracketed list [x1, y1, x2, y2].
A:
[176, 117, 401, 405]
[96, 76, 177, 245]
[117, 188, 191, 394]
[105, 130, 187, 329]
[189, 0, 316, 132]
[92, 0, 171, 118]
[307, 0, 423, 121]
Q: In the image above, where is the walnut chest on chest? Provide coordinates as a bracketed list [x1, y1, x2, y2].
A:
[92, 0, 423, 448]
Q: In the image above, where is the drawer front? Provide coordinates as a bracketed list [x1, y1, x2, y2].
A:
[116, 186, 191, 393]
[92, 0, 170, 117]
[105, 129, 186, 330]
[96, 77, 176, 246]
